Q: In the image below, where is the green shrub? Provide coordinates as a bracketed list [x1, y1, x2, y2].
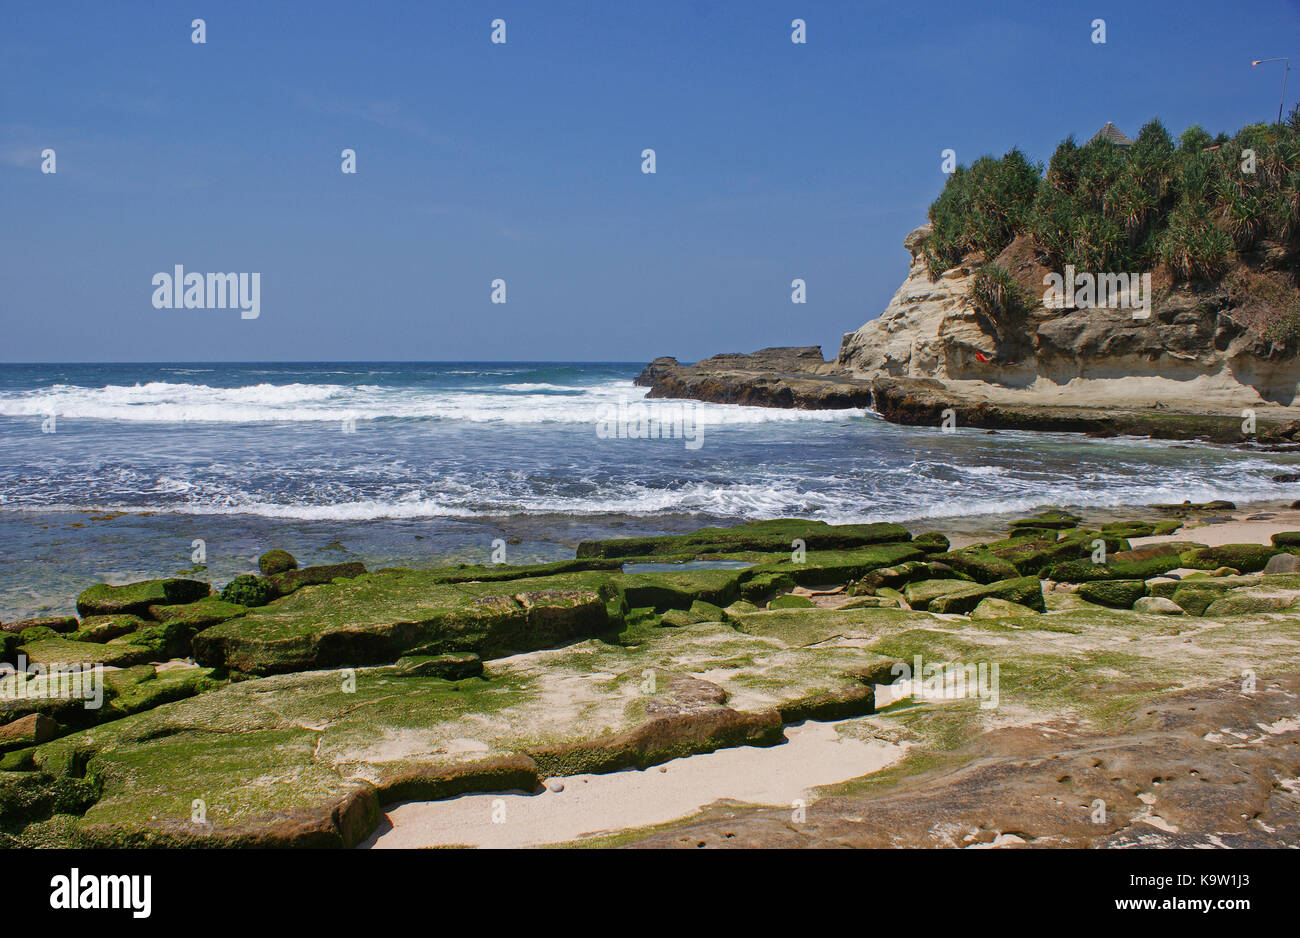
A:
[1159, 206, 1231, 281]
[969, 264, 1033, 323]
[924, 149, 1043, 276]
[931, 116, 1300, 286]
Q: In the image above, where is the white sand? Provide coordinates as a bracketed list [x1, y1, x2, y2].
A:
[361, 719, 905, 849]
[1131, 509, 1300, 549]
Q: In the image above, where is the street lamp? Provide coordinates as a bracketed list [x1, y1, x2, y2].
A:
[1251, 57, 1291, 124]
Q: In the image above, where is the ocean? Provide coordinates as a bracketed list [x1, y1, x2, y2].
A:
[2, 361, 1298, 619]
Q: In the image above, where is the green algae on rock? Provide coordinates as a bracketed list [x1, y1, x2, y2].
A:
[1077, 579, 1148, 609]
[76, 578, 210, 617]
[926, 576, 1045, 614]
[258, 549, 298, 576]
[1179, 544, 1280, 573]
[576, 519, 911, 559]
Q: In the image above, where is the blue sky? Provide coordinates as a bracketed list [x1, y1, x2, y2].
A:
[2, 0, 1297, 363]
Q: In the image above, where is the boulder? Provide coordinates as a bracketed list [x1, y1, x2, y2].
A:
[1170, 587, 1219, 616]
[577, 519, 910, 559]
[1132, 596, 1184, 615]
[258, 549, 298, 576]
[1203, 593, 1294, 617]
[393, 652, 483, 680]
[902, 579, 975, 609]
[0, 616, 78, 635]
[1270, 531, 1300, 548]
[1077, 579, 1147, 609]
[1045, 542, 1206, 581]
[1262, 552, 1300, 574]
[928, 576, 1045, 614]
[1008, 510, 1081, 531]
[1179, 545, 1278, 573]
[0, 713, 59, 751]
[933, 548, 1020, 584]
[76, 578, 210, 617]
[910, 532, 950, 553]
[768, 594, 815, 609]
[969, 598, 1038, 619]
[265, 562, 368, 596]
[220, 575, 276, 608]
[147, 598, 248, 628]
[1100, 522, 1156, 539]
[71, 614, 146, 643]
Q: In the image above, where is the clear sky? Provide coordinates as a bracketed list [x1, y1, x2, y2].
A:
[2, 0, 1298, 363]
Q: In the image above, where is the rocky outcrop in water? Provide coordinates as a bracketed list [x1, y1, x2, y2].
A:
[635, 347, 870, 409]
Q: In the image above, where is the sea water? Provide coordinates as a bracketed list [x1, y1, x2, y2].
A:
[1, 361, 1297, 618]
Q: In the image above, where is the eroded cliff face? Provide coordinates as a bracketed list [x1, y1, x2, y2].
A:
[838, 225, 1300, 406]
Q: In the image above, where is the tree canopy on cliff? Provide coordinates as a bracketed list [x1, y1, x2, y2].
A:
[924, 109, 1300, 283]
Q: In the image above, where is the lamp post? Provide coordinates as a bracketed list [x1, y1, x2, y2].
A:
[1251, 57, 1291, 124]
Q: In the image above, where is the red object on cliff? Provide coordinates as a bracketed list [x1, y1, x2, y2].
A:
[975, 351, 990, 363]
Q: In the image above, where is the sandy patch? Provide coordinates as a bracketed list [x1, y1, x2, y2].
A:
[361, 719, 905, 849]
[1132, 513, 1300, 549]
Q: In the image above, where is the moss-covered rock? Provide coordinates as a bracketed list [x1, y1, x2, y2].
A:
[910, 532, 950, 553]
[969, 598, 1039, 619]
[623, 568, 747, 609]
[1, 616, 78, 635]
[265, 562, 367, 597]
[70, 615, 146, 644]
[393, 652, 483, 679]
[1045, 542, 1206, 581]
[927, 576, 1045, 614]
[1100, 521, 1157, 539]
[767, 594, 815, 609]
[19, 634, 155, 669]
[659, 601, 724, 627]
[76, 578, 210, 617]
[1179, 544, 1279, 574]
[989, 538, 1083, 576]
[219, 575, 276, 608]
[192, 570, 628, 675]
[1008, 510, 1081, 531]
[1170, 586, 1219, 616]
[1203, 593, 1294, 617]
[0, 713, 59, 752]
[146, 598, 248, 628]
[0, 771, 99, 833]
[1077, 579, 1148, 609]
[1271, 531, 1300, 548]
[576, 519, 911, 559]
[1056, 528, 1129, 554]
[258, 549, 298, 576]
[747, 544, 926, 589]
[933, 548, 1020, 584]
[1132, 596, 1184, 615]
[851, 561, 929, 595]
[738, 571, 797, 602]
[902, 579, 975, 610]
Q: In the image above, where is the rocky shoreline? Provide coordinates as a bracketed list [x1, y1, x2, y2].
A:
[4, 501, 1300, 848]
[636, 348, 1300, 448]
[637, 215, 1300, 447]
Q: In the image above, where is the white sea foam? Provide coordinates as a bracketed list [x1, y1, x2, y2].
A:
[0, 380, 860, 425]
[4, 472, 1289, 523]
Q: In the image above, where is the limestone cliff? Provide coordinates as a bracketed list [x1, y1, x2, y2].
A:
[838, 225, 1300, 407]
